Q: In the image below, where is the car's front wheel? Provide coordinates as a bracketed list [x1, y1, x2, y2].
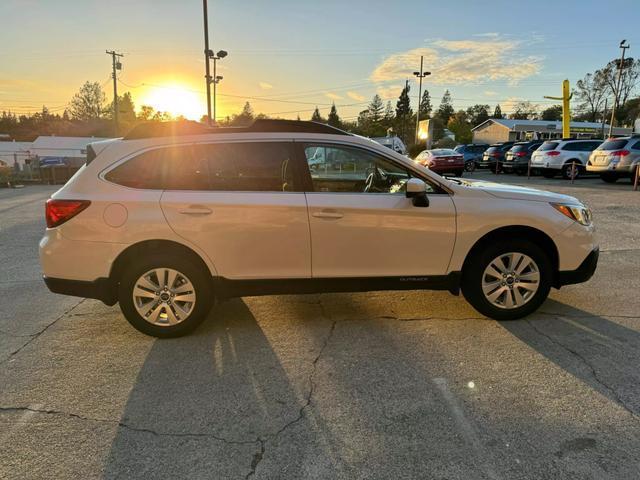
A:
[462, 240, 552, 320]
[118, 253, 212, 337]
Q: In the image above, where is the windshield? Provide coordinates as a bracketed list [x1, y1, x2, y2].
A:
[538, 142, 559, 151]
[597, 139, 628, 150]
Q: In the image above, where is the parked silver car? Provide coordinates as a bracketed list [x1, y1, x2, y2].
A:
[530, 139, 602, 179]
[586, 135, 640, 183]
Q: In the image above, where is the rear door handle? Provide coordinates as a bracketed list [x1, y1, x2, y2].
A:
[179, 205, 213, 215]
[312, 209, 343, 219]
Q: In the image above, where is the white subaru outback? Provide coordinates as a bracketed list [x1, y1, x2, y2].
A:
[40, 120, 598, 337]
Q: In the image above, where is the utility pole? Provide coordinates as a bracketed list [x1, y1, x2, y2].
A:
[202, 0, 213, 126]
[211, 50, 227, 123]
[601, 98, 608, 138]
[106, 50, 123, 135]
[609, 40, 630, 137]
[413, 56, 431, 144]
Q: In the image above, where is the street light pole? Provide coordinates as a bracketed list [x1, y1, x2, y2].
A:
[210, 50, 227, 124]
[413, 56, 431, 145]
[202, 0, 213, 126]
[609, 39, 630, 137]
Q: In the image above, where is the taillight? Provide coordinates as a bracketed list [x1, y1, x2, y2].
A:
[611, 150, 630, 157]
[45, 199, 91, 228]
[546, 151, 561, 156]
[515, 151, 527, 157]
[490, 153, 500, 157]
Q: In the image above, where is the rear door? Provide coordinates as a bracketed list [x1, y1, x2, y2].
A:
[160, 141, 311, 279]
[301, 143, 456, 278]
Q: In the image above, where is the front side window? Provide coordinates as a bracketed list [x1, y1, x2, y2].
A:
[304, 144, 415, 194]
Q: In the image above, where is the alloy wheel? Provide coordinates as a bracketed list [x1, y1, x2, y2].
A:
[132, 268, 196, 326]
[481, 252, 540, 309]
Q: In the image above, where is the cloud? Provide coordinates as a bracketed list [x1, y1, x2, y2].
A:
[377, 84, 403, 100]
[325, 92, 343, 100]
[259, 82, 273, 90]
[371, 37, 542, 86]
[347, 91, 366, 102]
[484, 90, 497, 97]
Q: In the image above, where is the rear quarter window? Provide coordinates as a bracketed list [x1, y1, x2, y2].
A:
[538, 142, 559, 151]
[598, 139, 630, 151]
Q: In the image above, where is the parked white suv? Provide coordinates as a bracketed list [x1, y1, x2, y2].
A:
[40, 120, 598, 337]
[530, 139, 602, 179]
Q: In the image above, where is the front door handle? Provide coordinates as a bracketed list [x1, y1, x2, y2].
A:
[312, 209, 343, 220]
[179, 205, 213, 215]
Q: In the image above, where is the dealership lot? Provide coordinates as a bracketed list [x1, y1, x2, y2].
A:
[1, 174, 639, 479]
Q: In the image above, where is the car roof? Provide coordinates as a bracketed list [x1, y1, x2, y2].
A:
[123, 119, 351, 140]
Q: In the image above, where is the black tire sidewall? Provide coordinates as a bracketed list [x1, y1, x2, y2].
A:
[118, 254, 212, 337]
[462, 240, 552, 321]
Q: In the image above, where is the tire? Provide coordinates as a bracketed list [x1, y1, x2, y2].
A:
[461, 239, 552, 321]
[561, 161, 581, 180]
[118, 252, 212, 337]
[542, 169, 556, 179]
[454, 170, 464, 177]
[600, 172, 618, 183]
[464, 160, 475, 172]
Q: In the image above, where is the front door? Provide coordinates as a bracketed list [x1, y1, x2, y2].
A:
[301, 143, 456, 278]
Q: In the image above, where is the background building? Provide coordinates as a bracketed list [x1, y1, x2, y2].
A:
[471, 119, 632, 144]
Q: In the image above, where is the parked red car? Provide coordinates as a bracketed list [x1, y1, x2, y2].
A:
[414, 149, 464, 177]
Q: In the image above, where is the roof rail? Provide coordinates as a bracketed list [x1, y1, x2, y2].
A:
[122, 119, 351, 140]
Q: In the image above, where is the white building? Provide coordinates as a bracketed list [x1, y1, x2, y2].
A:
[0, 141, 32, 168]
[29, 135, 112, 167]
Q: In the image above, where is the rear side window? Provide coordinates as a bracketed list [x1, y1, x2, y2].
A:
[201, 142, 296, 192]
[598, 139, 629, 151]
[538, 142, 558, 151]
[631, 141, 640, 151]
[105, 146, 208, 190]
[562, 141, 599, 152]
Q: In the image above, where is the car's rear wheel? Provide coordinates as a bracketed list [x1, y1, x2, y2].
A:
[600, 172, 618, 183]
[118, 253, 212, 337]
[462, 240, 552, 321]
[561, 161, 581, 180]
[464, 160, 475, 172]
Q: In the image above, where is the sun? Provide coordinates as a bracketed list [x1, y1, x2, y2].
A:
[138, 83, 206, 121]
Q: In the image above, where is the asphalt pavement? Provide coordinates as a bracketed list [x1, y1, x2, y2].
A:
[1, 173, 639, 479]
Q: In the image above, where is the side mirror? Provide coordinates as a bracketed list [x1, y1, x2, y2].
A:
[405, 178, 429, 207]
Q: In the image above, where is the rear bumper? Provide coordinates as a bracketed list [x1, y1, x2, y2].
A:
[43, 276, 117, 306]
[556, 248, 599, 288]
[586, 163, 635, 174]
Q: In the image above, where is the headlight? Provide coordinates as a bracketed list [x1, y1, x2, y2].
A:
[551, 203, 592, 226]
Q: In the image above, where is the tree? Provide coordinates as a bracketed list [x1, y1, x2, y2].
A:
[327, 103, 341, 128]
[436, 90, 454, 124]
[311, 106, 325, 123]
[511, 101, 538, 120]
[540, 105, 563, 121]
[447, 110, 472, 144]
[231, 102, 255, 126]
[493, 104, 503, 119]
[575, 70, 610, 122]
[368, 94, 384, 123]
[601, 57, 640, 124]
[68, 81, 106, 121]
[395, 83, 412, 143]
[419, 90, 432, 118]
[138, 105, 155, 121]
[383, 101, 394, 124]
[466, 104, 490, 126]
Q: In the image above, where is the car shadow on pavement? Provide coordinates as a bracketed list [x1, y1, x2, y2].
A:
[500, 299, 639, 416]
[101, 298, 322, 479]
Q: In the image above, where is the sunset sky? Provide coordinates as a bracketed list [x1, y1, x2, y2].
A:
[1, 0, 639, 121]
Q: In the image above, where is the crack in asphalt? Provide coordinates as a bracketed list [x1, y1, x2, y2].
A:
[525, 319, 638, 419]
[0, 296, 340, 480]
[1, 299, 86, 364]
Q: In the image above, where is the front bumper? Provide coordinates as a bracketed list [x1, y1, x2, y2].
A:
[43, 276, 117, 305]
[556, 248, 599, 288]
